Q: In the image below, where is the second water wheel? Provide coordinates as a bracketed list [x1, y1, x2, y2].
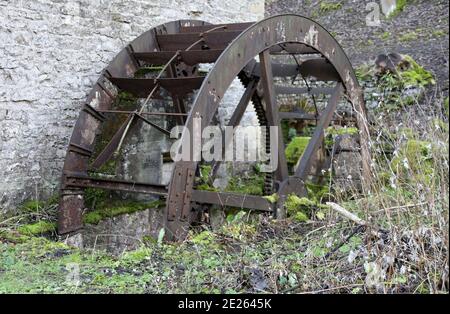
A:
[58, 15, 371, 242]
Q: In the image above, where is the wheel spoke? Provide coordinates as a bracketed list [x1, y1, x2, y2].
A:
[90, 113, 136, 170]
[210, 77, 259, 179]
[294, 82, 344, 179]
[259, 50, 289, 182]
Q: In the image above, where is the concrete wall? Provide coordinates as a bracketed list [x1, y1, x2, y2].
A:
[0, 0, 264, 211]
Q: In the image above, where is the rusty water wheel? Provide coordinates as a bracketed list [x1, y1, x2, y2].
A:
[58, 15, 371, 242]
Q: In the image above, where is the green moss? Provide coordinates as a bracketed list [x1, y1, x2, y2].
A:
[225, 174, 265, 196]
[83, 211, 104, 225]
[83, 200, 162, 225]
[97, 159, 117, 175]
[134, 66, 164, 78]
[200, 165, 212, 179]
[195, 164, 218, 191]
[115, 91, 138, 110]
[84, 188, 110, 209]
[121, 247, 152, 263]
[263, 193, 279, 204]
[20, 200, 44, 213]
[380, 31, 391, 40]
[355, 64, 374, 82]
[292, 211, 309, 222]
[319, 1, 342, 14]
[191, 230, 215, 246]
[196, 184, 218, 191]
[431, 30, 447, 38]
[89, 91, 139, 171]
[373, 55, 434, 111]
[306, 183, 330, 203]
[285, 195, 315, 222]
[285, 136, 310, 166]
[399, 31, 418, 42]
[0, 230, 29, 243]
[222, 222, 257, 240]
[17, 221, 56, 236]
[400, 56, 435, 87]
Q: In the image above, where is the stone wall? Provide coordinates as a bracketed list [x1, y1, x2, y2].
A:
[0, 0, 264, 211]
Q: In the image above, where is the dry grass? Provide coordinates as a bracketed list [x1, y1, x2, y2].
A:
[327, 92, 449, 293]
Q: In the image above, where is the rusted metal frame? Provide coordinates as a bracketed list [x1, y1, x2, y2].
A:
[269, 43, 318, 55]
[96, 80, 115, 100]
[108, 77, 205, 98]
[65, 174, 167, 196]
[166, 62, 188, 125]
[134, 113, 171, 136]
[126, 44, 141, 69]
[275, 86, 334, 95]
[210, 77, 260, 179]
[96, 109, 188, 116]
[164, 15, 371, 240]
[134, 50, 223, 66]
[152, 26, 186, 131]
[200, 25, 228, 35]
[91, 82, 165, 169]
[179, 22, 254, 33]
[278, 45, 321, 120]
[279, 112, 315, 120]
[90, 114, 136, 169]
[68, 143, 93, 157]
[95, 59, 171, 169]
[294, 83, 344, 179]
[83, 103, 106, 122]
[96, 26, 218, 169]
[252, 59, 336, 79]
[298, 58, 340, 81]
[191, 190, 272, 212]
[278, 111, 355, 122]
[166, 162, 196, 227]
[156, 31, 242, 50]
[184, 37, 207, 52]
[158, 26, 233, 124]
[259, 50, 289, 182]
[58, 20, 208, 236]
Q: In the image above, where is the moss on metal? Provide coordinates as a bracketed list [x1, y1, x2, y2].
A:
[285, 136, 310, 166]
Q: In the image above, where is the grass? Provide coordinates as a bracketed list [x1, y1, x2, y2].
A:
[380, 31, 390, 41]
[399, 31, 418, 42]
[431, 29, 447, 38]
[319, 1, 342, 14]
